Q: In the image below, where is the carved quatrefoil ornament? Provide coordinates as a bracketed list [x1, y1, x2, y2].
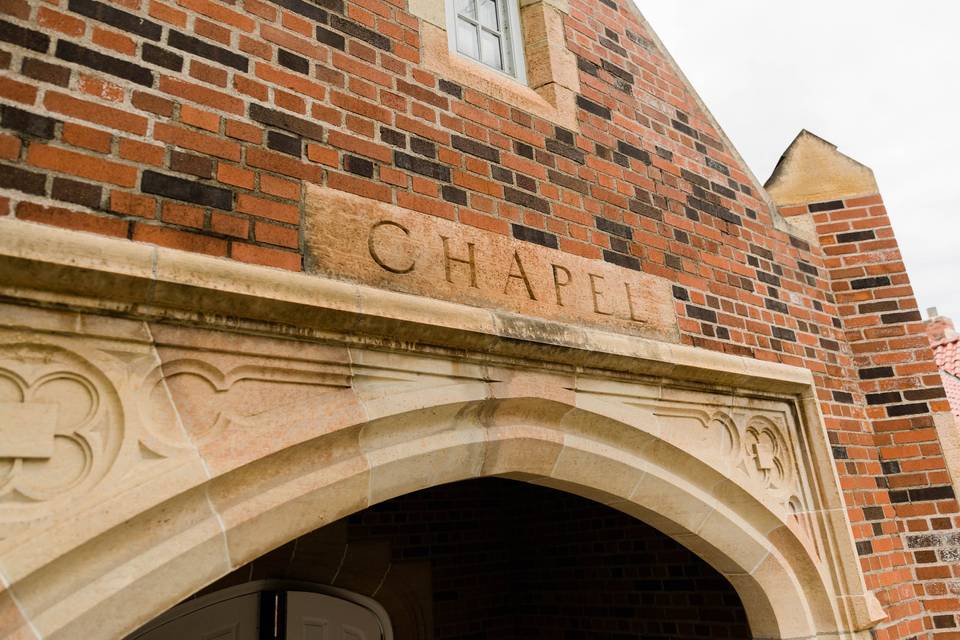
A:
[0, 344, 123, 504]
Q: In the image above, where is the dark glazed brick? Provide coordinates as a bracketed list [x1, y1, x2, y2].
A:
[0, 19, 49, 52]
[168, 31, 248, 72]
[601, 59, 633, 84]
[629, 200, 662, 221]
[886, 403, 929, 417]
[881, 461, 901, 475]
[511, 224, 557, 249]
[866, 392, 901, 405]
[514, 141, 534, 159]
[380, 127, 406, 148]
[808, 200, 844, 213]
[859, 366, 894, 380]
[671, 119, 698, 139]
[410, 137, 436, 159]
[330, 14, 390, 51]
[749, 243, 773, 260]
[789, 235, 810, 251]
[441, 185, 467, 206]
[56, 40, 153, 86]
[515, 174, 536, 193]
[0, 164, 46, 195]
[704, 157, 729, 176]
[545, 139, 584, 164]
[575, 96, 611, 120]
[889, 490, 909, 504]
[451, 135, 500, 163]
[859, 300, 898, 313]
[603, 250, 640, 271]
[438, 79, 462, 99]
[595, 216, 632, 239]
[21, 58, 71, 86]
[548, 169, 589, 195]
[278, 49, 309, 74]
[862, 506, 885, 521]
[711, 182, 737, 199]
[616, 141, 650, 164]
[836, 230, 876, 243]
[764, 298, 788, 314]
[772, 327, 797, 342]
[680, 168, 709, 189]
[267, 0, 329, 23]
[832, 391, 854, 404]
[599, 37, 626, 57]
[855, 541, 873, 556]
[344, 155, 373, 178]
[932, 615, 956, 630]
[51, 177, 101, 208]
[831, 446, 847, 460]
[686, 305, 717, 323]
[141, 170, 233, 210]
[68, 0, 162, 40]
[142, 43, 183, 71]
[316, 26, 345, 50]
[491, 166, 513, 184]
[1, 105, 56, 138]
[170, 150, 214, 178]
[908, 485, 956, 502]
[267, 131, 301, 157]
[250, 104, 324, 141]
[625, 30, 652, 49]
[576, 56, 598, 77]
[851, 276, 891, 290]
[394, 152, 451, 182]
[554, 127, 574, 145]
[904, 387, 947, 401]
[672, 286, 689, 301]
[797, 261, 818, 276]
[881, 311, 922, 324]
[757, 271, 780, 287]
[687, 196, 740, 226]
[820, 338, 840, 351]
[598, 0, 617, 9]
[504, 186, 550, 214]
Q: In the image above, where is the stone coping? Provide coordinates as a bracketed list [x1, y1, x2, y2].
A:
[0, 218, 813, 394]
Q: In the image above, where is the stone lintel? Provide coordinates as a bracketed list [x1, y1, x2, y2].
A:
[0, 218, 812, 396]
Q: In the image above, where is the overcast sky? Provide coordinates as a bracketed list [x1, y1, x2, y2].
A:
[633, 1, 960, 322]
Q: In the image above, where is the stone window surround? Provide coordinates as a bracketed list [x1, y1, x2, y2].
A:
[446, 0, 527, 81]
[409, 0, 581, 130]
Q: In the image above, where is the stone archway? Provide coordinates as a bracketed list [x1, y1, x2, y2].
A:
[0, 222, 884, 640]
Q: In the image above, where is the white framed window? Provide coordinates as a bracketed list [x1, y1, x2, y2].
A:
[445, 0, 527, 82]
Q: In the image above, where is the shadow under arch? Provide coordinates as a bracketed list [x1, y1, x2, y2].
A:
[13, 396, 871, 640]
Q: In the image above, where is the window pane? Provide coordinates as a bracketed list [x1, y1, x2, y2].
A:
[478, 0, 499, 31]
[480, 30, 503, 70]
[455, 0, 476, 19]
[457, 18, 480, 59]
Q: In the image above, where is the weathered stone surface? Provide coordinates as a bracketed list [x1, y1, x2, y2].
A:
[304, 185, 680, 344]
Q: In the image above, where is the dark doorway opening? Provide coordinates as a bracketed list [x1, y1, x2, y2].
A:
[194, 478, 750, 639]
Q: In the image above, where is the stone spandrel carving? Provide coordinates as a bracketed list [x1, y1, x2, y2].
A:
[0, 344, 123, 505]
[0, 316, 203, 548]
[580, 389, 813, 534]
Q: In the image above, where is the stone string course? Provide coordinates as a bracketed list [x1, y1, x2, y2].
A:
[0, 0, 957, 636]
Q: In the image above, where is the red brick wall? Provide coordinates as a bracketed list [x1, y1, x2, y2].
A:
[1, 0, 957, 635]
[782, 196, 960, 639]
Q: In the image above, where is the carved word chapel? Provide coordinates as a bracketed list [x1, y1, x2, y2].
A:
[0, 0, 956, 639]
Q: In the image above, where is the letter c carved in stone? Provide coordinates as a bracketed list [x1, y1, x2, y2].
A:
[368, 220, 416, 275]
